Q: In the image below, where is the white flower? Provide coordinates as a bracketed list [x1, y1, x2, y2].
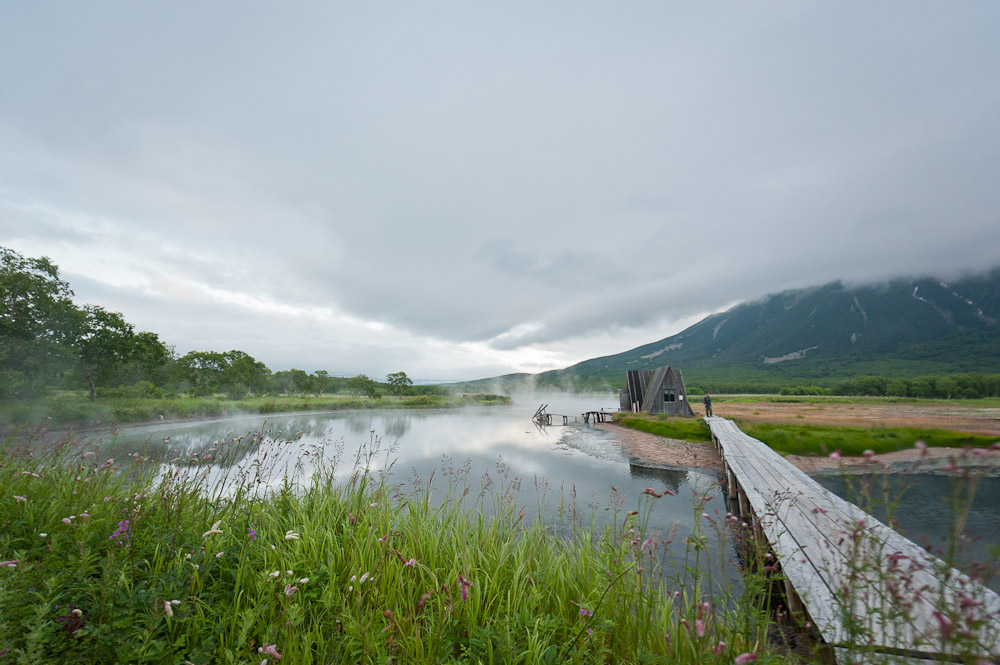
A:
[39, 533, 47, 538]
[216, 552, 224, 558]
[284, 530, 300, 540]
[164, 600, 173, 618]
[359, 572, 370, 583]
[270, 570, 281, 578]
[202, 520, 223, 538]
[298, 577, 309, 584]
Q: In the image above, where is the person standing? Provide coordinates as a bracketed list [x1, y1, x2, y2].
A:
[703, 393, 712, 417]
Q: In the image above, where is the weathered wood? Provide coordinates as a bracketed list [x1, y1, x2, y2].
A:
[707, 416, 1000, 662]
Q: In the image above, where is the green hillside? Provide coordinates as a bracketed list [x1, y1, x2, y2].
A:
[452, 268, 1000, 394]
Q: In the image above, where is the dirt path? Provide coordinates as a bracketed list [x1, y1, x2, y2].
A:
[713, 400, 1000, 437]
[597, 399, 1000, 473]
[595, 422, 724, 471]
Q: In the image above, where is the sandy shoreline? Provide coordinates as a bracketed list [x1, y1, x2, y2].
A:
[596, 422, 1000, 475]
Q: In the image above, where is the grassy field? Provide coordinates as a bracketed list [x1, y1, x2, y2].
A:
[0, 392, 512, 428]
[615, 406, 1000, 457]
[0, 429, 776, 664]
[740, 423, 999, 457]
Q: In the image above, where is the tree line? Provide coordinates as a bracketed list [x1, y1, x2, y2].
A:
[1, 247, 437, 400]
[688, 373, 1000, 399]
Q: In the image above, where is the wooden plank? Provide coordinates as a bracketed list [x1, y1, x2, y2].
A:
[708, 417, 1000, 660]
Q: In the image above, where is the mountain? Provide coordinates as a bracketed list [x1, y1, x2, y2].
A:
[456, 268, 1000, 392]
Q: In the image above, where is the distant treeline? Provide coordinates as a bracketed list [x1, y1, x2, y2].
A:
[689, 373, 1000, 399]
[1, 246, 442, 401]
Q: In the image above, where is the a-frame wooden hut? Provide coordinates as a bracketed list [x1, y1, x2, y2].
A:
[619, 366, 694, 416]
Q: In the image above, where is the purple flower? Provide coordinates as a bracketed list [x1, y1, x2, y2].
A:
[109, 520, 131, 546]
[247, 527, 257, 541]
[734, 653, 757, 665]
[458, 574, 472, 601]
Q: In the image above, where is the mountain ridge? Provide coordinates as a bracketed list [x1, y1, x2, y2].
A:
[454, 267, 1000, 392]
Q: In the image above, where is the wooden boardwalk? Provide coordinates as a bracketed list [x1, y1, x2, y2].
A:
[707, 416, 1000, 663]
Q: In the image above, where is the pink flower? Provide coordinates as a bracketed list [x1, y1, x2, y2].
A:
[734, 653, 757, 665]
[283, 584, 297, 597]
[0, 560, 18, 568]
[260, 642, 282, 660]
[914, 440, 927, 450]
[829, 451, 841, 460]
[13, 495, 26, 503]
[695, 619, 705, 636]
[458, 574, 472, 601]
[405, 558, 417, 566]
[711, 641, 726, 655]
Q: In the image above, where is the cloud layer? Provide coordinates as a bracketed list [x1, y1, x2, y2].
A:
[2, 2, 998, 380]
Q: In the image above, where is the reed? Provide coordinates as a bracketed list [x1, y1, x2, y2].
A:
[0, 427, 773, 664]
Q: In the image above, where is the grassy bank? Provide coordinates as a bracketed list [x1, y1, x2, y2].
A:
[741, 423, 999, 457]
[0, 430, 775, 664]
[613, 412, 999, 457]
[0, 392, 512, 428]
[614, 415, 713, 442]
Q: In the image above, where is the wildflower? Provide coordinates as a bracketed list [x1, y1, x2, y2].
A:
[915, 440, 927, 450]
[0, 560, 18, 568]
[39, 533, 47, 538]
[216, 552, 224, 558]
[284, 530, 300, 540]
[283, 584, 297, 597]
[71, 608, 83, 617]
[695, 619, 705, 636]
[62, 517, 73, 525]
[863, 449, 875, 460]
[110, 520, 130, 546]
[202, 520, 223, 538]
[458, 574, 472, 601]
[712, 642, 726, 655]
[829, 450, 841, 460]
[247, 528, 257, 541]
[579, 607, 593, 617]
[359, 572, 370, 583]
[164, 600, 174, 618]
[259, 642, 282, 660]
[734, 653, 757, 664]
[405, 558, 416, 567]
[13, 496, 26, 503]
[641, 538, 654, 551]
[79, 511, 90, 519]
[270, 570, 281, 578]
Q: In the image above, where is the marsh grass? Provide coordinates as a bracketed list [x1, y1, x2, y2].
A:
[741, 423, 998, 457]
[0, 393, 512, 428]
[0, 426, 775, 664]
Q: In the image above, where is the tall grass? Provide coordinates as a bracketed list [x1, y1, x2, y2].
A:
[0, 393, 512, 428]
[0, 427, 774, 664]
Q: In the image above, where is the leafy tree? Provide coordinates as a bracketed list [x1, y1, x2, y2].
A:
[348, 373, 377, 398]
[386, 371, 413, 395]
[312, 370, 333, 396]
[73, 305, 170, 400]
[0, 247, 79, 396]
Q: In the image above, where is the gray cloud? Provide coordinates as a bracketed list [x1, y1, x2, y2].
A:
[1, 2, 998, 380]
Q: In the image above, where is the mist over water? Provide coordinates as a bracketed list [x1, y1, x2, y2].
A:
[98, 393, 741, 593]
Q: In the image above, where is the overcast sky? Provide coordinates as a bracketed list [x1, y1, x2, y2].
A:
[1, 2, 998, 381]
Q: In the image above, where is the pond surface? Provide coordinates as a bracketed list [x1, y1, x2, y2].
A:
[815, 473, 1000, 585]
[99, 396, 740, 595]
[96, 400, 1000, 592]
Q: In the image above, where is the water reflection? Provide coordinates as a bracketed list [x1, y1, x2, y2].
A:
[97, 399, 742, 595]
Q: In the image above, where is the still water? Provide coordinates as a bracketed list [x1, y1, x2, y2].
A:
[98, 399, 999, 591]
[101, 396, 739, 593]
